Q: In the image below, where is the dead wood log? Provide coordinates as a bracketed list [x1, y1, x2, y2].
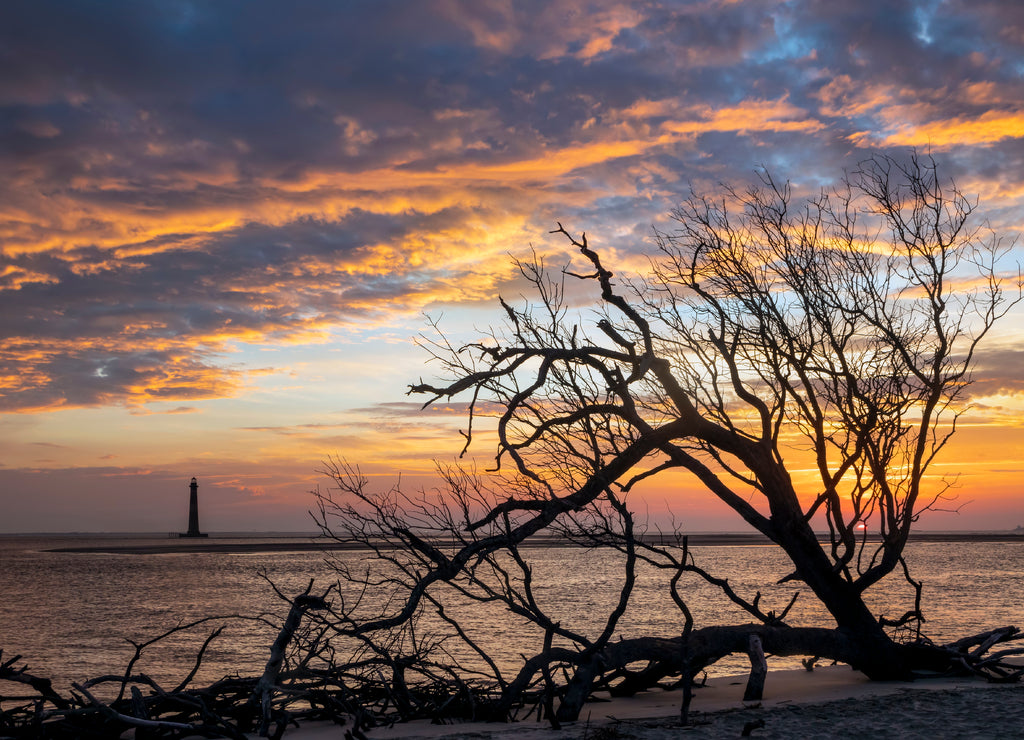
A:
[71, 681, 227, 736]
[0, 651, 70, 709]
[249, 587, 328, 737]
[504, 622, 1024, 723]
[743, 634, 767, 701]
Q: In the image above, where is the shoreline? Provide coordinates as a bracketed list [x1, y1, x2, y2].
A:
[280, 666, 1024, 739]
[42, 530, 1024, 555]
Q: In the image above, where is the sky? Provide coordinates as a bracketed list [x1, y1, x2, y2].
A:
[2, 0, 1024, 534]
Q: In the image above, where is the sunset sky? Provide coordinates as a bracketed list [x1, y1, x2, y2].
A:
[2, 0, 1024, 533]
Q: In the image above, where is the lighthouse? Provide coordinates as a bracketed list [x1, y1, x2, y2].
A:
[179, 477, 208, 538]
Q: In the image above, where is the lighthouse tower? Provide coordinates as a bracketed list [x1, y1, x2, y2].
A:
[179, 477, 208, 538]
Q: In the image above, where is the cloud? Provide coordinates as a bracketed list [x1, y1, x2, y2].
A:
[965, 346, 1024, 399]
[129, 405, 199, 416]
[857, 110, 1024, 148]
[2, 0, 1024, 424]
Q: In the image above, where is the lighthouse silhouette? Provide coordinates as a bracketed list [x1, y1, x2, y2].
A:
[179, 477, 208, 538]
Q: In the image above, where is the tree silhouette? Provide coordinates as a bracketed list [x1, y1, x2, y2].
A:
[313, 153, 1023, 724]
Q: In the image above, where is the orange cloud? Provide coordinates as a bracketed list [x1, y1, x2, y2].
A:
[662, 99, 826, 137]
[0, 264, 59, 289]
[859, 109, 1024, 148]
[813, 75, 1024, 149]
[814, 75, 897, 118]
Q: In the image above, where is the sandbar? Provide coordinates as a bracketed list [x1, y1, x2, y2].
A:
[46, 531, 1024, 555]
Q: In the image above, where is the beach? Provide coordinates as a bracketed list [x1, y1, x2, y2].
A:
[6, 536, 1021, 738]
[281, 666, 1023, 739]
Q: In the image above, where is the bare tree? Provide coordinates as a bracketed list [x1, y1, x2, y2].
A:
[311, 153, 1023, 724]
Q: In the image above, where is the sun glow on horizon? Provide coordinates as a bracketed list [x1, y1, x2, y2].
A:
[3, 1, 1024, 532]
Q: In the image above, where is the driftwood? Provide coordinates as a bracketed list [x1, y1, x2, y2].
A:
[0, 580, 553, 737]
[0, 604, 326, 739]
[248, 585, 329, 737]
[743, 634, 767, 701]
[4, 613, 1022, 738]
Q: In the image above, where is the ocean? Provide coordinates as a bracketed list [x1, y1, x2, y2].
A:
[2, 533, 1023, 696]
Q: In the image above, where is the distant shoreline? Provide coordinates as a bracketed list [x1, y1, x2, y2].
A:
[43, 531, 1024, 555]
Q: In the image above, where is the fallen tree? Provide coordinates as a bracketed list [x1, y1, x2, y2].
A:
[6, 154, 1022, 737]
[310, 153, 1024, 723]
[1, 587, 408, 739]
[0, 606, 332, 739]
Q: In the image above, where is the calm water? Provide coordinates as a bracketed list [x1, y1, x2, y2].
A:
[1, 534, 1023, 694]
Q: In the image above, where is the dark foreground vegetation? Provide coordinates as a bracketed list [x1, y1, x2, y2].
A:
[4, 154, 1024, 738]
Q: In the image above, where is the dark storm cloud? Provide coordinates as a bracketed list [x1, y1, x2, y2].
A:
[3, 0, 1024, 412]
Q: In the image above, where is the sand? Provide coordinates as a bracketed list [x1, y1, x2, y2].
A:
[277, 666, 1023, 739]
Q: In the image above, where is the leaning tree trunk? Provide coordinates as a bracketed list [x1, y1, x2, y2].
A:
[771, 507, 912, 679]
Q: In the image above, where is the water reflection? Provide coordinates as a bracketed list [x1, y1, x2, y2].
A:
[1, 536, 1021, 691]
